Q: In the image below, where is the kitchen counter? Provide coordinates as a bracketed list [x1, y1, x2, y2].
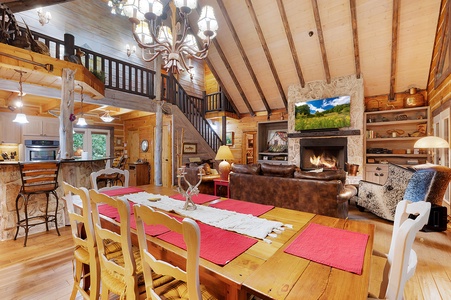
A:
[0, 158, 110, 241]
[0, 157, 114, 165]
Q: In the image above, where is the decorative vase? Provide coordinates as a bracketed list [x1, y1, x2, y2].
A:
[404, 88, 425, 108]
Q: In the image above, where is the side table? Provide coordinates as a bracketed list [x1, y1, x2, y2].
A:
[213, 179, 230, 198]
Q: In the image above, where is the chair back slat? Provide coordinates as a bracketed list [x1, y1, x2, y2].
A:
[134, 204, 202, 300]
[90, 168, 130, 190]
[19, 162, 60, 193]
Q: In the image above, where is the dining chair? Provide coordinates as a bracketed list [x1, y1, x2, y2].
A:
[89, 189, 173, 299]
[90, 167, 130, 191]
[133, 204, 217, 300]
[369, 200, 431, 300]
[14, 161, 61, 246]
[62, 181, 100, 300]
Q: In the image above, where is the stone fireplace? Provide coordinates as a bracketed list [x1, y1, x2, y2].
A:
[300, 137, 347, 170]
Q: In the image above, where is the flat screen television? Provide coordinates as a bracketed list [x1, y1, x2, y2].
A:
[294, 95, 351, 131]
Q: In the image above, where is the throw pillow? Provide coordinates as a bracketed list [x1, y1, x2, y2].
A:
[231, 163, 261, 175]
[261, 163, 296, 178]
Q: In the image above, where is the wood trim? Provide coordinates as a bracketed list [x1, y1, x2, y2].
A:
[216, 0, 272, 115]
[350, 0, 361, 78]
[435, 2, 451, 88]
[288, 130, 360, 138]
[311, 0, 331, 84]
[245, 0, 287, 109]
[389, 0, 400, 101]
[276, 0, 305, 88]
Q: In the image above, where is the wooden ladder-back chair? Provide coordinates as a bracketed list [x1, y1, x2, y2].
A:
[62, 182, 100, 300]
[369, 200, 431, 300]
[14, 161, 61, 246]
[89, 190, 173, 299]
[133, 204, 217, 300]
[90, 168, 130, 191]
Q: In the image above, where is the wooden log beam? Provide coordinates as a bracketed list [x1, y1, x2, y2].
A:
[350, 0, 361, 78]
[245, 0, 287, 109]
[311, 0, 331, 84]
[216, 0, 272, 115]
[389, 0, 400, 101]
[276, 0, 305, 88]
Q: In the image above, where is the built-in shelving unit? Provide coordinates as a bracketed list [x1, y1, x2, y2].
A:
[364, 106, 430, 183]
[257, 120, 288, 165]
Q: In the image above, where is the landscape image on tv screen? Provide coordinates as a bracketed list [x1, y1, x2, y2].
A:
[294, 95, 351, 131]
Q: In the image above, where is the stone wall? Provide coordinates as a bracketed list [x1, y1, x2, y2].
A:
[287, 74, 365, 169]
[0, 160, 106, 241]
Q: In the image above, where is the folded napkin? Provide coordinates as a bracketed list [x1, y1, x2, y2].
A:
[284, 223, 369, 275]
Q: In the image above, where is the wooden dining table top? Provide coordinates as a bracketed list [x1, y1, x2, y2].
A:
[96, 184, 375, 300]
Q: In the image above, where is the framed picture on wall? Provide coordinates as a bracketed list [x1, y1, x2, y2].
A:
[226, 132, 234, 146]
[183, 143, 197, 154]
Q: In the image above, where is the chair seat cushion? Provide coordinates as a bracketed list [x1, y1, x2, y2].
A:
[74, 245, 90, 264]
[155, 280, 217, 300]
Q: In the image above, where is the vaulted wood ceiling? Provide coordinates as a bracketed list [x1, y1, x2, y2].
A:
[0, 0, 443, 117]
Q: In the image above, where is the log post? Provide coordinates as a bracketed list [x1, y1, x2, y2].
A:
[154, 56, 163, 186]
[59, 68, 75, 159]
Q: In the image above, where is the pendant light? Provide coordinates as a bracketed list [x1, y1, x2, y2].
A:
[100, 111, 114, 122]
[77, 85, 87, 126]
[13, 70, 29, 124]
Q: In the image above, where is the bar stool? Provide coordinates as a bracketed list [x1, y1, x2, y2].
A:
[14, 161, 61, 246]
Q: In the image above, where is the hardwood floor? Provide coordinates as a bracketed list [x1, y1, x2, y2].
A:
[0, 195, 450, 300]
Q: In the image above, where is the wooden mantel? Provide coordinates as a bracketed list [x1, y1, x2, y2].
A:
[0, 43, 104, 100]
[288, 129, 361, 138]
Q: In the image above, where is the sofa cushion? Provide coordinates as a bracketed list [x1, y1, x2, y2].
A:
[294, 169, 346, 183]
[261, 163, 296, 178]
[231, 163, 261, 175]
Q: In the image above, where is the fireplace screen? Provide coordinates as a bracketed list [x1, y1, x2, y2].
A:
[300, 138, 347, 170]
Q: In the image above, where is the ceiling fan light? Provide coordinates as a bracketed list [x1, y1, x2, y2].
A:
[100, 111, 115, 122]
[77, 117, 87, 126]
[13, 113, 29, 124]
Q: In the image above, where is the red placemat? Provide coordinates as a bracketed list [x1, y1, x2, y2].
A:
[101, 187, 144, 197]
[284, 223, 369, 274]
[170, 193, 220, 204]
[209, 199, 274, 216]
[158, 221, 257, 266]
[123, 215, 170, 237]
[98, 204, 120, 220]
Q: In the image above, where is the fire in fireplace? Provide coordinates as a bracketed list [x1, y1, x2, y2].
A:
[300, 137, 347, 170]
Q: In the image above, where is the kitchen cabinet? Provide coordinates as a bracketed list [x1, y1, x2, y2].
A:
[364, 106, 430, 183]
[22, 116, 59, 138]
[129, 162, 150, 186]
[0, 113, 21, 144]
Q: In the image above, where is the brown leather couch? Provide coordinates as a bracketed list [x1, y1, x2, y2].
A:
[229, 163, 356, 218]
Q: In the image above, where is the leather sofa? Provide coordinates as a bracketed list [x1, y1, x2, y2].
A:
[229, 163, 356, 218]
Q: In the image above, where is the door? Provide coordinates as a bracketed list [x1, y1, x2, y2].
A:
[242, 131, 256, 164]
[127, 130, 139, 163]
[433, 108, 450, 206]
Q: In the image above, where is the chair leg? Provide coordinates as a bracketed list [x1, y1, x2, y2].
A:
[14, 194, 23, 241]
[51, 191, 60, 236]
[101, 284, 110, 300]
[45, 193, 50, 231]
[70, 257, 84, 300]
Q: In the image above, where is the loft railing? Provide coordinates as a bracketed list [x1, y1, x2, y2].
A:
[204, 91, 235, 113]
[162, 74, 222, 152]
[29, 30, 155, 98]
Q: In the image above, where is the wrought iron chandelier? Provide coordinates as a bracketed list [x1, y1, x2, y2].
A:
[119, 0, 218, 77]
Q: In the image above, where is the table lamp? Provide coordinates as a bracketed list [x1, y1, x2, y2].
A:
[414, 136, 449, 163]
[215, 145, 234, 181]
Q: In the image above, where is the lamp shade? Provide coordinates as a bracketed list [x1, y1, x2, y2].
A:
[215, 145, 234, 160]
[77, 117, 87, 126]
[13, 113, 29, 123]
[414, 136, 450, 148]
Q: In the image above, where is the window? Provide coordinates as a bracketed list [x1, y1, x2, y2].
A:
[74, 128, 111, 159]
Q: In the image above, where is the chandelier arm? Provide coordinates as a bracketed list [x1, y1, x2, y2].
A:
[179, 44, 210, 59]
[141, 49, 166, 62]
[133, 31, 171, 52]
[174, 16, 190, 50]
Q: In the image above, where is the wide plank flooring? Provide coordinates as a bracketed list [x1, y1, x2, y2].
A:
[0, 195, 450, 300]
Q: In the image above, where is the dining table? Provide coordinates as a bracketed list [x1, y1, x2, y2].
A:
[91, 184, 375, 300]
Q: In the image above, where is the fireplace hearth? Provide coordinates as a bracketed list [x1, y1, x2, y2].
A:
[300, 137, 347, 170]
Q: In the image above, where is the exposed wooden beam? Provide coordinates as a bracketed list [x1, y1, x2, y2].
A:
[2, 0, 74, 13]
[311, 0, 331, 84]
[40, 98, 60, 114]
[276, 0, 305, 88]
[349, 0, 361, 78]
[73, 103, 99, 115]
[389, 0, 400, 101]
[211, 38, 256, 117]
[216, 0, 272, 115]
[245, 0, 287, 109]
